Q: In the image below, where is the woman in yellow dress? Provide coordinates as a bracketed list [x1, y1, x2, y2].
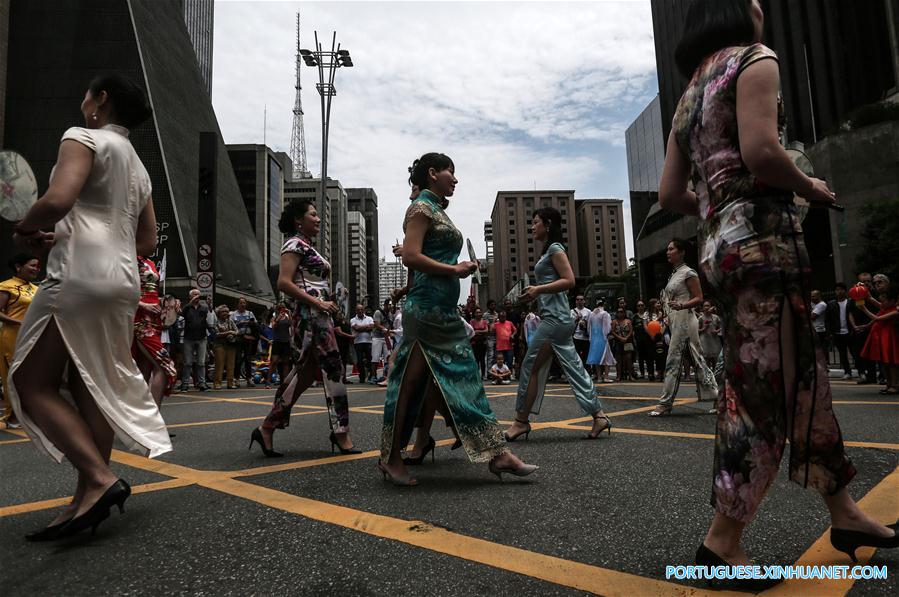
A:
[0, 254, 41, 428]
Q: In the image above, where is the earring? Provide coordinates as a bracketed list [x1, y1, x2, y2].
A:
[91, 112, 98, 121]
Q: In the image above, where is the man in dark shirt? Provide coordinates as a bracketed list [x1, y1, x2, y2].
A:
[181, 289, 211, 391]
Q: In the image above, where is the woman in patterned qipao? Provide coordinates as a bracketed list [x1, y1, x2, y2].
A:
[378, 153, 537, 485]
[250, 200, 360, 457]
[661, 0, 896, 578]
[131, 255, 177, 406]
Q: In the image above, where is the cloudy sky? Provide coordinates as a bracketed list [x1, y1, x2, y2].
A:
[212, 0, 659, 297]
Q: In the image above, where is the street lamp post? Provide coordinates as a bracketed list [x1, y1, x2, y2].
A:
[299, 32, 353, 265]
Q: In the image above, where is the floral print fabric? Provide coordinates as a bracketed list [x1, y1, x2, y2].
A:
[262, 236, 349, 433]
[672, 43, 785, 219]
[704, 199, 856, 522]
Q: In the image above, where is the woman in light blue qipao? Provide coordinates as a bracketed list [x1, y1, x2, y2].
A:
[504, 208, 612, 442]
[378, 153, 537, 486]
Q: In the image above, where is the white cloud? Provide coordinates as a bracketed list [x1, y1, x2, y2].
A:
[213, 1, 658, 299]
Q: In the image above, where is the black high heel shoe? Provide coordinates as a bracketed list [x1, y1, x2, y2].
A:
[830, 522, 899, 563]
[584, 414, 612, 440]
[25, 520, 69, 542]
[249, 428, 283, 458]
[402, 436, 436, 465]
[329, 432, 362, 455]
[56, 480, 131, 539]
[503, 419, 531, 442]
[695, 543, 781, 591]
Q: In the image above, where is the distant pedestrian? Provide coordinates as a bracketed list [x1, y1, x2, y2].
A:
[131, 256, 177, 406]
[211, 305, 239, 389]
[469, 308, 489, 379]
[268, 302, 292, 388]
[230, 298, 257, 387]
[826, 283, 854, 379]
[181, 289, 211, 391]
[586, 299, 615, 383]
[0, 254, 40, 429]
[351, 304, 374, 383]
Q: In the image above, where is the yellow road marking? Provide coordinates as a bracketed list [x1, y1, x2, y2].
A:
[0, 438, 29, 445]
[833, 400, 899, 405]
[0, 478, 193, 517]
[200, 476, 725, 597]
[760, 464, 899, 596]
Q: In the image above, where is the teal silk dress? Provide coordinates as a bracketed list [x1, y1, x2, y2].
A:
[380, 190, 506, 462]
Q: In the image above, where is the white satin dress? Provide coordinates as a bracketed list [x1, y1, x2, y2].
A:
[8, 125, 172, 462]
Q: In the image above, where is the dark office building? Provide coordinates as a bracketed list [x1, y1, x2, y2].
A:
[642, 0, 899, 295]
[346, 187, 380, 307]
[2, 0, 273, 305]
[651, 0, 898, 145]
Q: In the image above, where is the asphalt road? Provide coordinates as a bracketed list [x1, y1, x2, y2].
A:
[1, 377, 896, 596]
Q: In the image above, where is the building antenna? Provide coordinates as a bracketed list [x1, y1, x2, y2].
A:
[289, 12, 310, 179]
[263, 104, 267, 146]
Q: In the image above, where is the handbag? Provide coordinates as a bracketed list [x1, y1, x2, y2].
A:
[623, 342, 634, 352]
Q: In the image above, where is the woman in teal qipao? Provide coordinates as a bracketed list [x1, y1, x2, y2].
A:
[504, 208, 612, 442]
[378, 153, 537, 485]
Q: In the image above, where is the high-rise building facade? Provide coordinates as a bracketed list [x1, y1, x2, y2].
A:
[625, 95, 664, 243]
[489, 191, 578, 301]
[575, 199, 628, 278]
[346, 187, 380, 307]
[226, 144, 288, 274]
[282, 176, 349, 288]
[347, 211, 367, 308]
[378, 257, 406, 306]
[180, 0, 213, 96]
[2, 0, 273, 307]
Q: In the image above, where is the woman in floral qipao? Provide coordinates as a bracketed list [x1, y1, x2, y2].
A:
[660, 0, 897, 582]
[377, 153, 537, 486]
[250, 200, 360, 457]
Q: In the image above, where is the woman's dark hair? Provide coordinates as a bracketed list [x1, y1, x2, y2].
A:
[674, 0, 756, 78]
[278, 199, 315, 234]
[408, 153, 454, 191]
[534, 207, 565, 255]
[8, 253, 37, 273]
[669, 238, 690, 253]
[89, 74, 153, 128]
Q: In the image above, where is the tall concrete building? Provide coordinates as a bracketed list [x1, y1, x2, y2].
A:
[489, 190, 578, 301]
[283, 177, 350, 287]
[575, 199, 628, 278]
[346, 187, 380, 307]
[180, 0, 213, 96]
[226, 144, 288, 274]
[2, 0, 272, 306]
[378, 257, 406, 306]
[347, 211, 367, 307]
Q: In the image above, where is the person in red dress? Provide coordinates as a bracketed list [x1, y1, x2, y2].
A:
[132, 255, 177, 406]
[859, 286, 899, 395]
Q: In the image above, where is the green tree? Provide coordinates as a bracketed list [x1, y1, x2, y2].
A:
[856, 197, 899, 285]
